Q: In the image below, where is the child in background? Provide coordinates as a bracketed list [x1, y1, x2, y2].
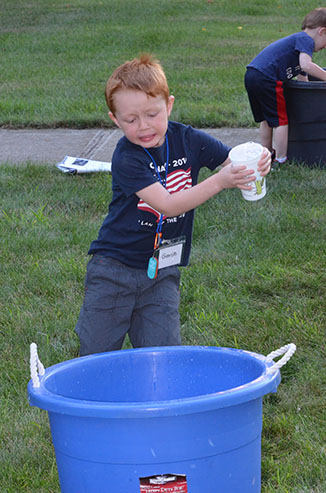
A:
[75, 54, 271, 356]
[245, 7, 326, 169]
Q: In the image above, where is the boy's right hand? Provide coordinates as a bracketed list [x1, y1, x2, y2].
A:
[217, 162, 256, 191]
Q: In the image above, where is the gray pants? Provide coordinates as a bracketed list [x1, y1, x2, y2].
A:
[75, 255, 181, 355]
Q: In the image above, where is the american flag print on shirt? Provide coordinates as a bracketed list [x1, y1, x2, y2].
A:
[137, 167, 192, 221]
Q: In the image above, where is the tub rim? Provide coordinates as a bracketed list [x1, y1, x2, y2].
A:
[27, 345, 281, 418]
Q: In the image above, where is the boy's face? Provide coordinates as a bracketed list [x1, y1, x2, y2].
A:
[109, 89, 174, 148]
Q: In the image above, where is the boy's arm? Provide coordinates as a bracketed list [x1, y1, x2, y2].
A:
[136, 149, 270, 217]
[299, 52, 326, 80]
[136, 165, 252, 217]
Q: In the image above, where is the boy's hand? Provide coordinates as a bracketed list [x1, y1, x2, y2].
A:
[217, 162, 256, 191]
[257, 147, 271, 176]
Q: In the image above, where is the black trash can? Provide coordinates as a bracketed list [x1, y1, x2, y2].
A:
[284, 79, 326, 167]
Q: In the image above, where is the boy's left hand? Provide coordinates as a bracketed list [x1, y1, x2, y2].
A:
[257, 147, 271, 176]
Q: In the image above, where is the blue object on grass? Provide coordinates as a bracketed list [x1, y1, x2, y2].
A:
[28, 345, 282, 493]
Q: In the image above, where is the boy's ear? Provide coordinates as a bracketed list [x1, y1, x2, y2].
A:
[167, 95, 175, 117]
[108, 112, 120, 128]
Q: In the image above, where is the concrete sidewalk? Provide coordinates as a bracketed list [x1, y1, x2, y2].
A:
[0, 127, 260, 165]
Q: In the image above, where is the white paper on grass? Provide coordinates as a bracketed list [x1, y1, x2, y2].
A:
[56, 156, 112, 174]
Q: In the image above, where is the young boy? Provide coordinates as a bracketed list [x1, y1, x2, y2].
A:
[245, 7, 326, 169]
[75, 54, 271, 356]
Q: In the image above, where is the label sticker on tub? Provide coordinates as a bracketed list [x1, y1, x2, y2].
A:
[140, 474, 188, 492]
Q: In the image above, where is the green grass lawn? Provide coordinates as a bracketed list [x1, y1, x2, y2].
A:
[1, 162, 326, 491]
[1, 0, 326, 128]
[2, 0, 326, 491]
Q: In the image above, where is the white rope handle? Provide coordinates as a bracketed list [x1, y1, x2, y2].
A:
[30, 343, 45, 388]
[265, 343, 296, 374]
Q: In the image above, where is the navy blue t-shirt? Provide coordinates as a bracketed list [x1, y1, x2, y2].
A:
[247, 32, 314, 81]
[89, 121, 230, 269]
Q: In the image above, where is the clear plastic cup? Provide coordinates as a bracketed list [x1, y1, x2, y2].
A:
[229, 142, 266, 201]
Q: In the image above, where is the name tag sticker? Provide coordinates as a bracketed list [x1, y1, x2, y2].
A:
[157, 236, 186, 269]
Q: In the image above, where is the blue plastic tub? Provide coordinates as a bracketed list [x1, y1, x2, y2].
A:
[27, 344, 295, 493]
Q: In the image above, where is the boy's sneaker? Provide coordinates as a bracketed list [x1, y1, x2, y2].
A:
[271, 156, 288, 172]
[271, 160, 281, 172]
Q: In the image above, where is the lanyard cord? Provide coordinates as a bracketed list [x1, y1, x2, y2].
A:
[142, 135, 169, 246]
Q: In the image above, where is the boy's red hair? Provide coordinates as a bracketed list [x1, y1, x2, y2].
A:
[105, 54, 170, 115]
